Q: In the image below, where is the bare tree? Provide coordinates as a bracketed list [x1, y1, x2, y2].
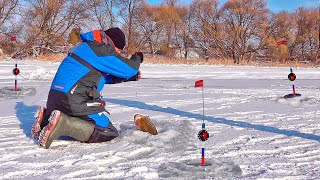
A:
[291, 8, 319, 63]
[254, 11, 294, 64]
[19, 0, 89, 56]
[117, 0, 143, 55]
[189, 0, 223, 59]
[154, 0, 186, 57]
[178, 6, 193, 59]
[221, 0, 269, 64]
[0, 0, 19, 29]
[264, 8, 320, 64]
[131, 3, 164, 54]
[87, 0, 117, 30]
[1, 0, 318, 65]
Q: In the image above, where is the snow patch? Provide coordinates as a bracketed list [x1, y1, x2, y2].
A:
[0, 87, 36, 100]
[26, 66, 52, 80]
[0, 62, 319, 179]
[272, 96, 319, 106]
[158, 159, 242, 179]
[61, 169, 93, 178]
[120, 119, 197, 153]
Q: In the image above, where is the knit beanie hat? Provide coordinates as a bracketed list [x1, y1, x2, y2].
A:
[104, 27, 126, 50]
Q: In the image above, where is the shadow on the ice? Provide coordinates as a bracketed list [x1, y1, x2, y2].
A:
[15, 102, 37, 139]
[105, 98, 320, 142]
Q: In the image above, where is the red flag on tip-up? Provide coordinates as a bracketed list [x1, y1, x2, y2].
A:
[195, 80, 204, 88]
[11, 36, 16, 42]
[277, 40, 287, 46]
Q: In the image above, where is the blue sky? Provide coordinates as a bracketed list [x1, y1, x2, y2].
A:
[147, 0, 320, 12]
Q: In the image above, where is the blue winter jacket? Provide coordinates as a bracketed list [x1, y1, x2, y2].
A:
[45, 30, 141, 126]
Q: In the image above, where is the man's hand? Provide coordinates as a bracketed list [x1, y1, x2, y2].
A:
[135, 52, 143, 63]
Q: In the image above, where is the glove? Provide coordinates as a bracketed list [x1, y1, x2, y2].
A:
[135, 52, 143, 63]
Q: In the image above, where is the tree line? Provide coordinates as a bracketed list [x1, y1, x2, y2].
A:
[0, 0, 319, 65]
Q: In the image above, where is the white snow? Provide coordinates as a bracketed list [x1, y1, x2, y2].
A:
[0, 59, 319, 179]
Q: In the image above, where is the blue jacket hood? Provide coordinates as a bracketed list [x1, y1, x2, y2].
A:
[80, 30, 101, 43]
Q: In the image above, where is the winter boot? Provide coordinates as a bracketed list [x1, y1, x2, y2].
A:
[38, 110, 95, 149]
[31, 106, 46, 140]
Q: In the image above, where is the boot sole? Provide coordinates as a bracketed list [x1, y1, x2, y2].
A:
[31, 107, 45, 139]
[38, 110, 61, 149]
[134, 114, 158, 135]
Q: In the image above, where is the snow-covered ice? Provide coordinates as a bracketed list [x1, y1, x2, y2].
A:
[0, 60, 319, 179]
